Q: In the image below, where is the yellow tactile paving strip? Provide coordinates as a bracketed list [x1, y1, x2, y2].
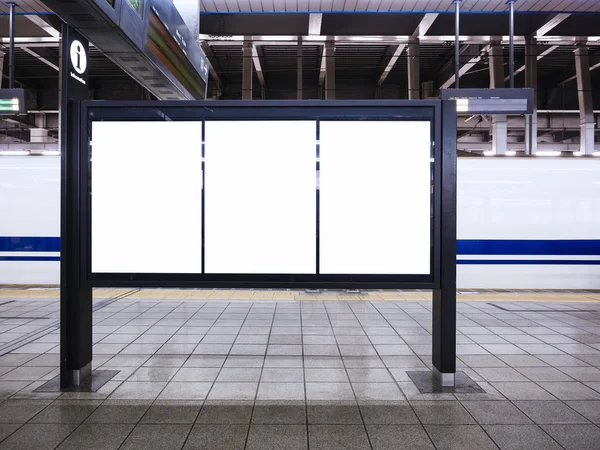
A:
[0, 287, 599, 302]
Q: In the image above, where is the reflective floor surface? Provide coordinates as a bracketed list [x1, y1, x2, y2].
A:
[0, 289, 598, 449]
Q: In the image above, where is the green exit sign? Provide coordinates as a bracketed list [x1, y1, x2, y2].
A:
[0, 89, 25, 115]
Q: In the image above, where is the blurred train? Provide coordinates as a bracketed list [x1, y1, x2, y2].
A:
[1, 155, 599, 289]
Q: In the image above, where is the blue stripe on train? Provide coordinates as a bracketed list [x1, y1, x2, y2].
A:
[0, 237, 60, 252]
[457, 259, 600, 265]
[457, 239, 600, 256]
[0, 256, 60, 261]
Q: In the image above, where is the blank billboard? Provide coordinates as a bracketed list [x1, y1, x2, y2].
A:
[319, 121, 431, 274]
[204, 121, 317, 273]
[91, 121, 203, 273]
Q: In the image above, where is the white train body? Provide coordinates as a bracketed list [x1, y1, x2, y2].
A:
[1, 156, 599, 289]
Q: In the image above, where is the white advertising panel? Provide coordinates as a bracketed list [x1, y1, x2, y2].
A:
[91, 121, 203, 273]
[319, 121, 432, 274]
[204, 121, 317, 273]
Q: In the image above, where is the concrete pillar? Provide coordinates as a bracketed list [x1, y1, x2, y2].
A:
[242, 40, 253, 100]
[524, 35, 538, 155]
[297, 38, 303, 100]
[408, 39, 420, 99]
[574, 45, 595, 155]
[325, 40, 335, 100]
[489, 41, 507, 154]
[421, 80, 433, 99]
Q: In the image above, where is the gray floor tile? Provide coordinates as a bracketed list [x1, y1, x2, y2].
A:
[308, 424, 372, 450]
[196, 401, 253, 424]
[513, 400, 588, 424]
[565, 400, 600, 423]
[475, 367, 530, 382]
[0, 399, 51, 423]
[120, 424, 191, 450]
[252, 402, 307, 424]
[158, 382, 212, 400]
[216, 368, 261, 382]
[461, 401, 532, 424]
[108, 381, 167, 400]
[85, 401, 151, 423]
[537, 381, 600, 400]
[257, 382, 305, 401]
[425, 424, 499, 450]
[517, 367, 574, 382]
[559, 366, 600, 382]
[267, 345, 303, 356]
[459, 355, 508, 368]
[141, 403, 201, 423]
[347, 368, 394, 383]
[360, 403, 419, 424]
[483, 425, 563, 450]
[261, 368, 304, 382]
[339, 345, 377, 357]
[183, 424, 248, 450]
[246, 424, 307, 450]
[182, 356, 226, 368]
[0, 423, 76, 450]
[207, 382, 258, 401]
[307, 403, 362, 424]
[367, 424, 434, 450]
[305, 368, 349, 382]
[353, 383, 404, 402]
[0, 423, 19, 441]
[541, 424, 600, 450]
[128, 367, 179, 382]
[491, 382, 555, 400]
[412, 401, 476, 424]
[306, 383, 355, 401]
[30, 400, 101, 424]
[496, 355, 548, 367]
[57, 423, 134, 450]
[172, 368, 220, 382]
[0, 366, 56, 381]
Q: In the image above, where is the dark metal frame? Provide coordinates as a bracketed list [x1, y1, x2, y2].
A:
[79, 100, 443, 290]
[62, 99, 458, 387]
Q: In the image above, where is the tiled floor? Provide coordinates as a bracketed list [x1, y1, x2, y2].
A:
[0, 289, 599, 449]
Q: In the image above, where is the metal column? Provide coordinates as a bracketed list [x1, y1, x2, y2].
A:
[297, 38, 303, 100]
[408, 39, 420, 100]
[525, 35, 538, 155]
[325, 40, 335, 100]
[242, 40, 253, 100]
[433, 100, 457, 386]
[574, 45, 595, 155]
[8, 2, 15, 88]
[454, 0, 461, 89]
[489, 41, 508, 155]
[60, 24, 92, 389]
[508, 0, 516, 88]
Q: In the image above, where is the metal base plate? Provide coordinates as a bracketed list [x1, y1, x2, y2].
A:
[34, 370, 119, 393]
[407, 371, 485, 394]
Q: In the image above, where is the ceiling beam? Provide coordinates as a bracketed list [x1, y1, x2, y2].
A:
[505, 44, 559, 82]
[439, 45, 489, 90]
[308, 13, 322, 36]
[376, 44, 406, 86]
[20, 46, 59, 71]
[376, 13, 438, 87]
[23, 14, 60, 39]
[252, 44, 265, 86]
[412, 13, 439, 38]
[200, 35, 600, 47]
[536, 13, 571, 37]
[318, 44, 327, 85]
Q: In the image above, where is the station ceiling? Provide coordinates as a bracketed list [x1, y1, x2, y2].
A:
[199, 0, 600, 13]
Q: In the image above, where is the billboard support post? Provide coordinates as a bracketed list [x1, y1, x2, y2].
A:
[60, 24, 92, 389]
